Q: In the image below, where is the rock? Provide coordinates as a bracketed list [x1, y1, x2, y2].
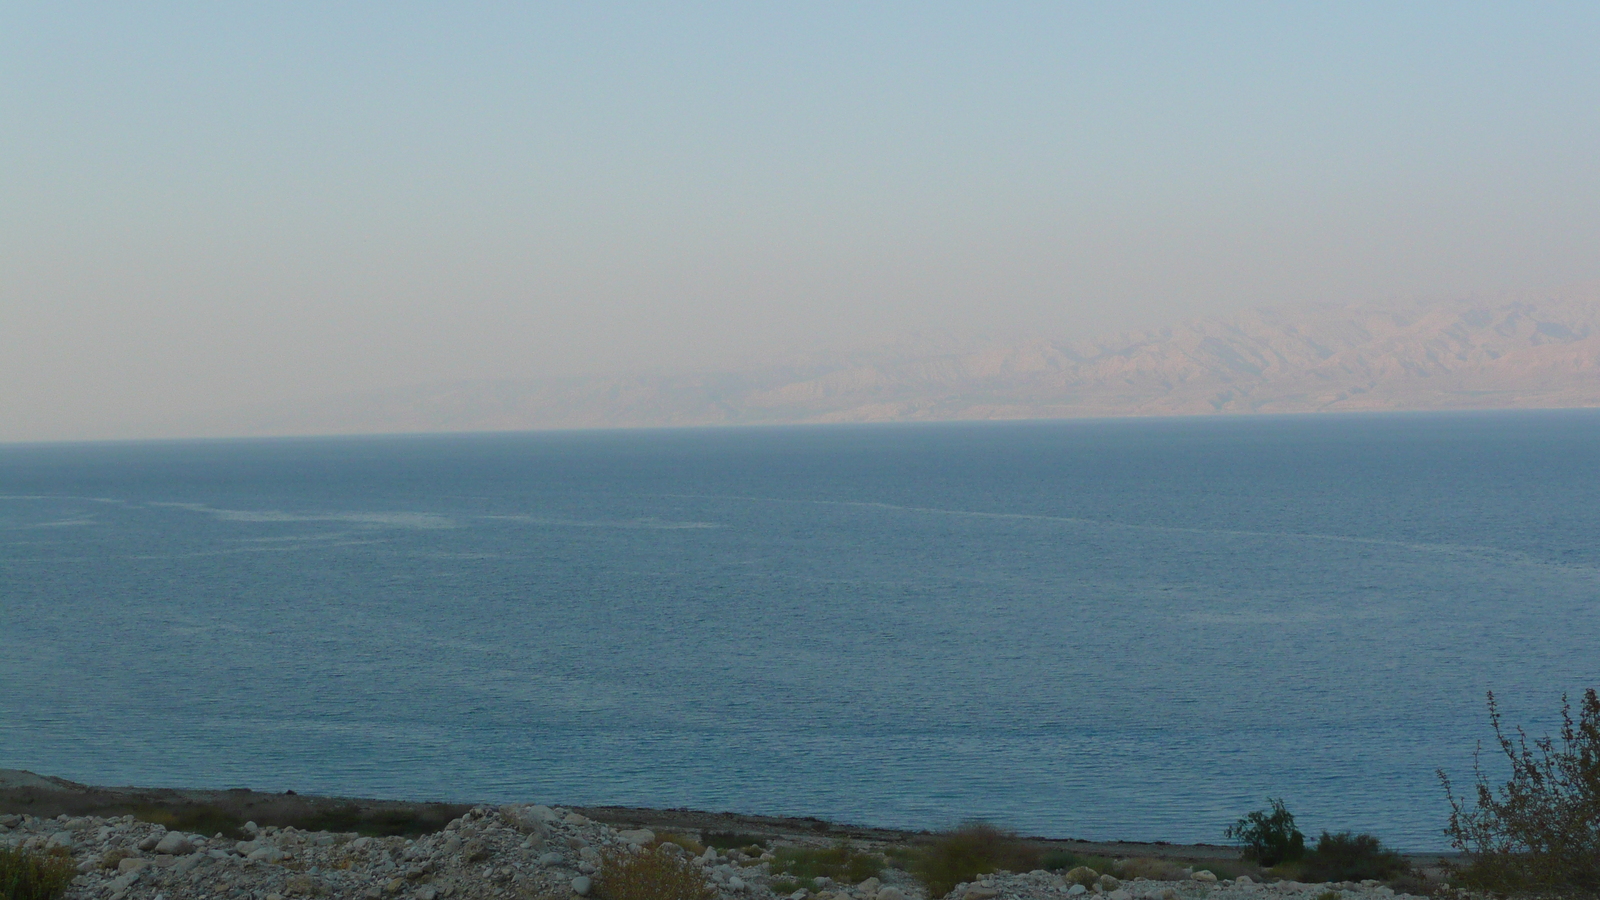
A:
[440, 835, 462, 855]
[571, 875, 593, 896]
[1191, 870, 1218, 883]
[857, 877, 881, 894]
[0, 814, 20, 828]
[617, 828, 655, 846]
[537, 852, 564, 867]
[464, 839, 490, 862]
[1098, 874, 1120, 890]
[878, 888, 906, 900]
[963, 888, 999, 900]
[1066, 887, 1086, 897]
[1108, 891, 1131, 900]
[1064, 867, 1099, 887]
[728, 875, 746, 891]
[155, 832, 195, 855]
[564, 813, 591, 826]
[1236, 874, 1254, 884]
[137, 833, 164, 852]
[383, 879, 405, 895]
[118, 857, 150, 873]
[46, 831, 75, 849]
[415, 887, 437, 900]
[1159, 890, 1180, 900]
[248, 846, 287, 863]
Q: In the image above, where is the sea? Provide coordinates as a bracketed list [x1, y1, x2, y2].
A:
[3, 411, 1598, 851]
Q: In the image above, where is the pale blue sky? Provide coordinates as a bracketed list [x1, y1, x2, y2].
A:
[4, 3, 1599, 439]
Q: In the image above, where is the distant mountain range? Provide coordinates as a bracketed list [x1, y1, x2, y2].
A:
[220, 286, 1600, 436]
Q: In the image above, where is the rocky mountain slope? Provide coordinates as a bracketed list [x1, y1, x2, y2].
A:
[224, 287, 1600, 435]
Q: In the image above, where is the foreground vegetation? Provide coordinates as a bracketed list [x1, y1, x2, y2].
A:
[1440, 689, 1600, 897]
[0, 846, 76, 900]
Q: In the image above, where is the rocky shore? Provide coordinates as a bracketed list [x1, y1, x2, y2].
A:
[0, 773, 1446, 900]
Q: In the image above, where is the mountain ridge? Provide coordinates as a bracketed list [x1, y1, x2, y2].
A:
[209, 286, 1600, 436]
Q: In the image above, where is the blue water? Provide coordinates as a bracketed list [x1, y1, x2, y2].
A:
[3, 412, 1599, 851]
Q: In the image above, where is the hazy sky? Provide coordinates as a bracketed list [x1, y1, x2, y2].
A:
[4, 3, 1599, 440]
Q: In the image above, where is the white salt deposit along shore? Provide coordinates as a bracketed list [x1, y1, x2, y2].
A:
[1, 808, 1436, 900]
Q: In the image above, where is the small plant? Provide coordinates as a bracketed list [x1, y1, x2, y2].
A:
[0, 846, 77, 900]
[701, 832, 768, 852]
[910, 822, 1040, 898]
[597, 845, 716, 900]
[1299, 832, 1406, 883]
[1225, 798, 1306, 867]
[1114, 857, 1190, 881]
[770, 841, 884, 886]
[1440, 689, 1600, 895]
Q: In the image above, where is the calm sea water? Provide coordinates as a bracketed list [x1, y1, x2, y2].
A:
[3, 412, 1599, 850]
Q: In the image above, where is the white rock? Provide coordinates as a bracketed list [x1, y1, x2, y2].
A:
[617, 828, 655, 846]
[878, 888, 907, 900]
[1066, 886, 1087, 897]
[1191, 870, 1218, 883]
[155, 832, 195, 855]
[564, 813, 591, 826]
[857, 877, 882, 894]
[572, 875, 593, 896]
[729, 875, 746, 891]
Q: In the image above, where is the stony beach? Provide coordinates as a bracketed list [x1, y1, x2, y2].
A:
[1, 772, 1445, 900]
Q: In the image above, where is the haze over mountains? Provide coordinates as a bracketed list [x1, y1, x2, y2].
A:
[214, 287, 1600, 436]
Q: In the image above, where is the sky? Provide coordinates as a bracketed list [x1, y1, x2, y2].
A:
[4, 3, 1600, 440]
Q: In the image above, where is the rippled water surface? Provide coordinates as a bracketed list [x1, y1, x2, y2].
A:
[4, 412, 1598, 850]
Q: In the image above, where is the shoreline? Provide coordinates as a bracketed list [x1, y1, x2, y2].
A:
[0, 770, 1455, 867]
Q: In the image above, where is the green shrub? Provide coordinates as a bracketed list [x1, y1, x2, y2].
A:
[1225, 798, 1305, 867]
[1440, 688, 1600, 896]
[597, 845, 716, 900]
[1038, 850, 1116, 875]
[701, 832, 768, 852]
[769, 841, 883, 886]
[0, 846, 77, 900]
[910, 823, 1040, 898]
[1299, 832, 1406, 883]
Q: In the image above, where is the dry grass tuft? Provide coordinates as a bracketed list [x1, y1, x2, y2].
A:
[0, 846, 77, 900]
[597, 845, 716, 900]
[911, 823, 1040, 899]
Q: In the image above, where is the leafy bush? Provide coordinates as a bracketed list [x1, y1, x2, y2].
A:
[597, 845, 716, 900]
[910, 823, 1040, 898]
[1224, 798, 1305, 867]
[1299, 832, 1406, 883]
[1440, 689, 1600, 895]
[0, 846, 77, 900]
